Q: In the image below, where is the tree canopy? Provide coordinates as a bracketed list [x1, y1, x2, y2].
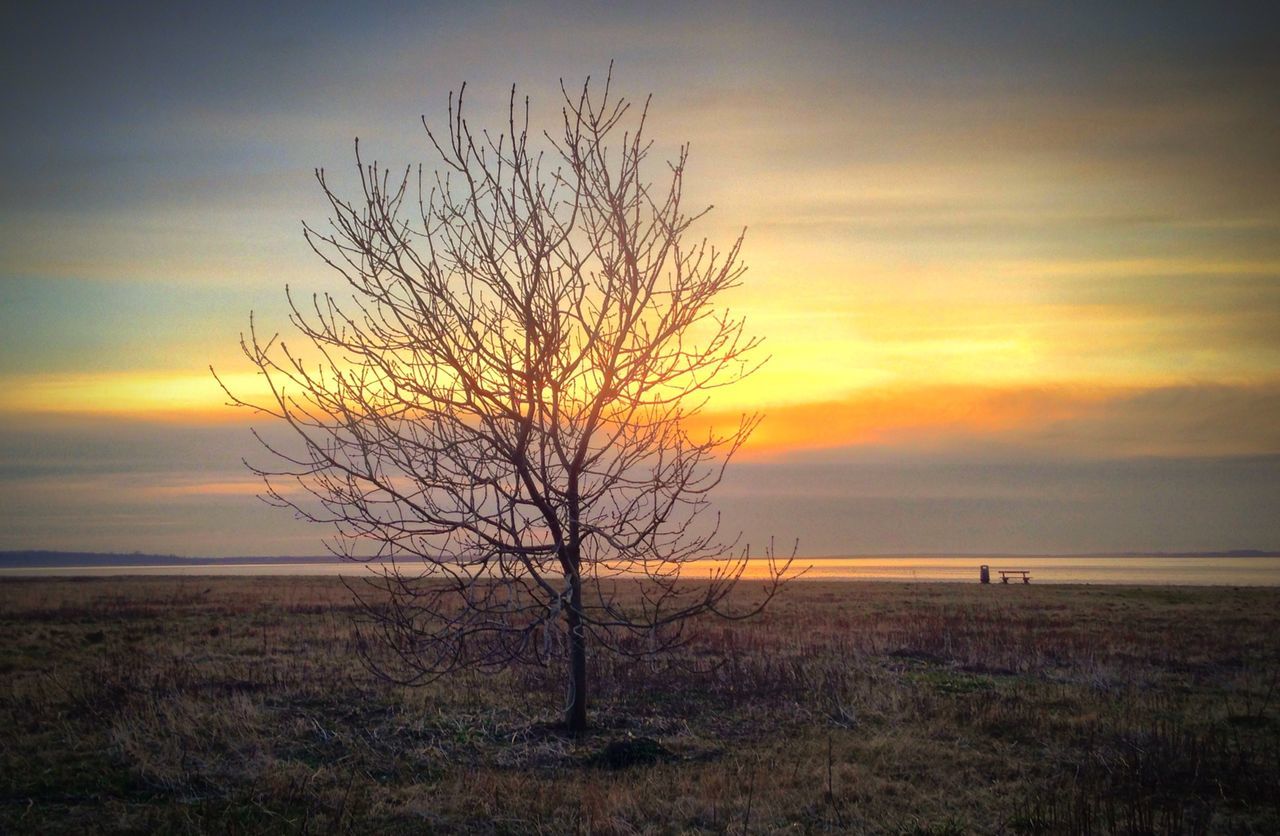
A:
[218, 72, 793, 731]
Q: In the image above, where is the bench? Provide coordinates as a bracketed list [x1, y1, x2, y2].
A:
[998, 569, 1031, 584]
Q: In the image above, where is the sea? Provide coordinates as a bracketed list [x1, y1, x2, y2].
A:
[3, 555, 1280, 585]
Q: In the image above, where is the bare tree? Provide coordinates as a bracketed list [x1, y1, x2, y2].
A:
[217, 71, 794, 733]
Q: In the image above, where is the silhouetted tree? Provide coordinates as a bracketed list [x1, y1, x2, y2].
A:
[218, 71, 793, 732]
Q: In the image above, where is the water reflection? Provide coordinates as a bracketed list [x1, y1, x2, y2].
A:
[4, 556, 1279, 585]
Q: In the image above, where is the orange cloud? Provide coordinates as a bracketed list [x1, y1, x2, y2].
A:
[699, 384, 1113, 458]
[0, 370, 266, 423]
[142, 480, 267, 498]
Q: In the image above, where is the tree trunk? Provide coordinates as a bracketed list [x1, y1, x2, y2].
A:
[566, 566, 588, 733]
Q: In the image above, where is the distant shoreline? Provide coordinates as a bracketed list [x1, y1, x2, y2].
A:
[2, 548, 1278, 569]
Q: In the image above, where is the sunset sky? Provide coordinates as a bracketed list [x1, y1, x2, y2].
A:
[2, 1, 1278, 555]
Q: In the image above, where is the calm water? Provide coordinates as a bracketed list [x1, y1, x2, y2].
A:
[4, 556, 1280, 585]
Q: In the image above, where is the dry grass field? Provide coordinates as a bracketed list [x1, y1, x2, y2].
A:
[2, 576, 1278, 834]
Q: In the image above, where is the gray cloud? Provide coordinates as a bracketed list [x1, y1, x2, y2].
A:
[718, 452, 1280, 556]
[3, 388, 1278, 556]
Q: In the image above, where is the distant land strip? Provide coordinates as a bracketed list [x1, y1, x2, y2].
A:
[2, 549, 1279, 568]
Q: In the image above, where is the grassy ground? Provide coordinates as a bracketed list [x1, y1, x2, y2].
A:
[1, 577, 1278, 834]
